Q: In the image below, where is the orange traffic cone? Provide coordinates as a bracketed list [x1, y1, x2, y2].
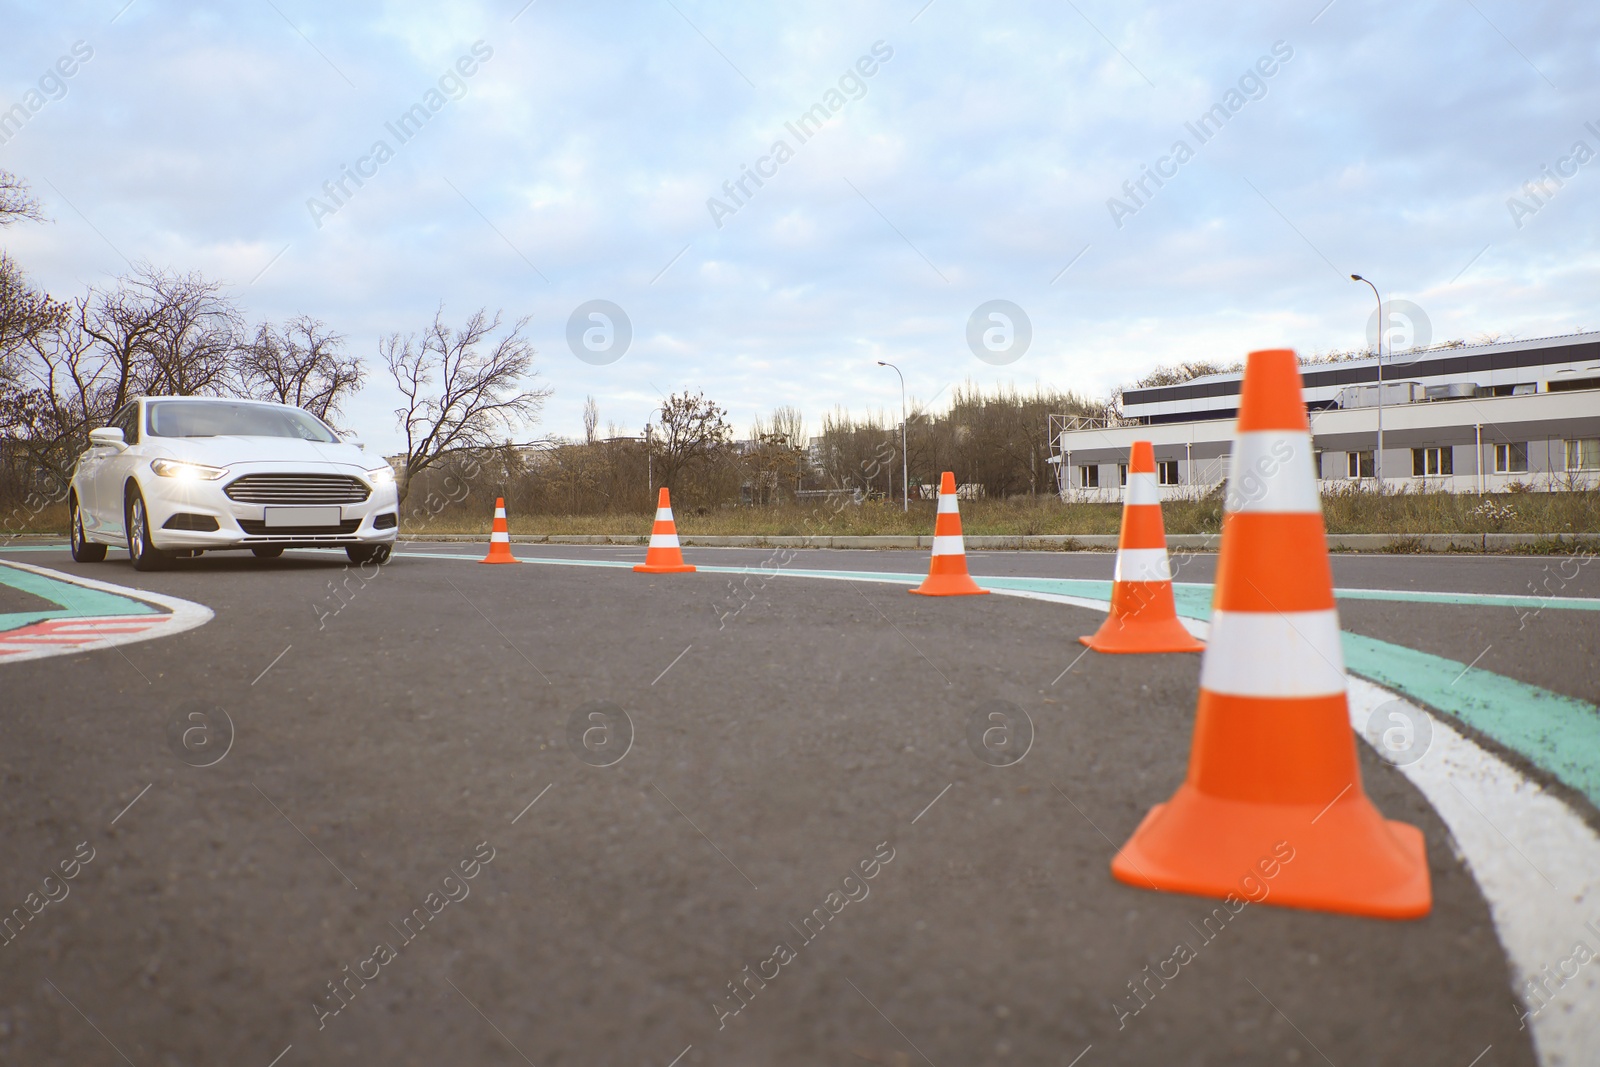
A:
[1080, 441, 1204, 653]
[1111, 349, 1431, 919]
[634, 487, 695, 574]
[909, 472, 988, 597]
[479, 498, 520, 564]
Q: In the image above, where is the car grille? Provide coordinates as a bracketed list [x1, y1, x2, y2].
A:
[224, 474, 370, 505]
[238, 519, 363, 536]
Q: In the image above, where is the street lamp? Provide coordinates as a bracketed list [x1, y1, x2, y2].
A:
[1350, 274, 1385, 486]
[877, 361, 909, 511]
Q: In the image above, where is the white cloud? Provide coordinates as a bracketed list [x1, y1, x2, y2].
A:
[3, 0, 1597, 453]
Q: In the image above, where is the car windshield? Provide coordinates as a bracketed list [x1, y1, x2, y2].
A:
[146, 400, 339, 442]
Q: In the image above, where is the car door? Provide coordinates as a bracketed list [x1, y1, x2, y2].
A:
[94, 402, 141, 537]
[73, 436, 108, 535]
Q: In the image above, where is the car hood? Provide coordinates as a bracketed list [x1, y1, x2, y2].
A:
[149, 436, 371, 470]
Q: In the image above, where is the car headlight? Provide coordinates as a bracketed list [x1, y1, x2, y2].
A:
[366, 465, 396, 486]
[150, 458, 229, 481]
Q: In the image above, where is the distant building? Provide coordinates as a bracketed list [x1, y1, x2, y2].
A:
[1050, 331, 1600, 498]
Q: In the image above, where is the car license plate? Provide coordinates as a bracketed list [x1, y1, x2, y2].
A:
[264, 506, 342, 527]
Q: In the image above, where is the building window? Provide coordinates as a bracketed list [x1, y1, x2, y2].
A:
[1157, 460, 1179, 486]
[1494, 442, 1528, 474]
[1346, 451, 1374, 479]
[1078, 464, 1099, 488]
[1118, 464, 1127, 486]
[1411, 446, 1453, 477]
[1567, 438, 1600, 471]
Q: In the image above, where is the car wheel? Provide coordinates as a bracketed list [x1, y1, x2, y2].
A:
[346, 544, 392, 565]
[70, 495, 108, 563]
[252, 546, 284, 558]
[125, 487, 170, 572]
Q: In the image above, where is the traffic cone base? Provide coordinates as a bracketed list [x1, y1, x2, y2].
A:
[1079, 580, 1203, 653]
[1110, 786, 1431, 920]
[909, 555, 989, 596]
[635, 488, 696, 574]
[480, 498, 520, 564]
[635, 560, 696, 574]
[910, 472, 988, 596]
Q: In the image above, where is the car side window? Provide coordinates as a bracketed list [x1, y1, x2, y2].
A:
[103, 403, 136, 445]
[119, 403, 140, 444]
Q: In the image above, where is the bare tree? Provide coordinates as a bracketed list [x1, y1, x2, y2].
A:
[237, 316, 363, 422]
[583, 394, 598, 444]
[71, 263, 239, 413]
[5, 314, 105, 489]
[135, 267, 242, 397]
[0, 170, 45, 227]
[384, 306, 551, 502]
[743, 406, 806, 504]
[1131, 360, 1236, 388]
[0, 252, 62, 362]
[646, 391, 730, 497]
[1, 172, 58, 363]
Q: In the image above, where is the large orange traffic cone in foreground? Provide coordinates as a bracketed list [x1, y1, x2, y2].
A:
[1080, 441, 1204, 654]
[910, 472, 988, 597]
[1111, 349, 1431, 919]
[634, 487, 695, 574]
[479, 498, 520, 564]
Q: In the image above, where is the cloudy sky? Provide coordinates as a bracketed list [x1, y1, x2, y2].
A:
[3, 0, 1597, 451]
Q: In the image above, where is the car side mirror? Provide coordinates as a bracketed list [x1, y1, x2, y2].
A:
[89, 427, 127, 450]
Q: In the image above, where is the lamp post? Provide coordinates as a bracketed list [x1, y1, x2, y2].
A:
[1350, 274, 1385, 486]
[877, 360, 909, 511]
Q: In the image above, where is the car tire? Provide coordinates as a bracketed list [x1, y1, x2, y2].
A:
[346, 544, 392, 565]
[70, 495, 108, 563]
[252, 546, 285, 559]
[125, 486, 170, 572]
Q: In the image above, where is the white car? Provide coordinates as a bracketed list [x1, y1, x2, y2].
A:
[69, 396, 399, 571]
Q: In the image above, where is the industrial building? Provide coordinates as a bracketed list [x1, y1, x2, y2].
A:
[1049, 331, 1600, 499]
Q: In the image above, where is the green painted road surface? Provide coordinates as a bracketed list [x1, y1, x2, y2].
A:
[0, 559, 160, 632]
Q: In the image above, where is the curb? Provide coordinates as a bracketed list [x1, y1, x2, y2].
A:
[395, 532, 1600, 553]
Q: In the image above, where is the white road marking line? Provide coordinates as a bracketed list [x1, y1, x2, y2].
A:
[0, 560, 213, 664]
[110, 783, 152, 826]
[1446, 781, 1559, 890]
[666, 1044, 693, 1067]
[266, 1044, 293, 1067]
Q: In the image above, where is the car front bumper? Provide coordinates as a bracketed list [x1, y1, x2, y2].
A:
[137, 464, 400, 550]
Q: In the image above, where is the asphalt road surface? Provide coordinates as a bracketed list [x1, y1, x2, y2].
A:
[2, 542, 1586, 1065]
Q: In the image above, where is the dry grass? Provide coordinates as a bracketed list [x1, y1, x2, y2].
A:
[397, 488, 1600, 538]
[7, 490, 1593, 542]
